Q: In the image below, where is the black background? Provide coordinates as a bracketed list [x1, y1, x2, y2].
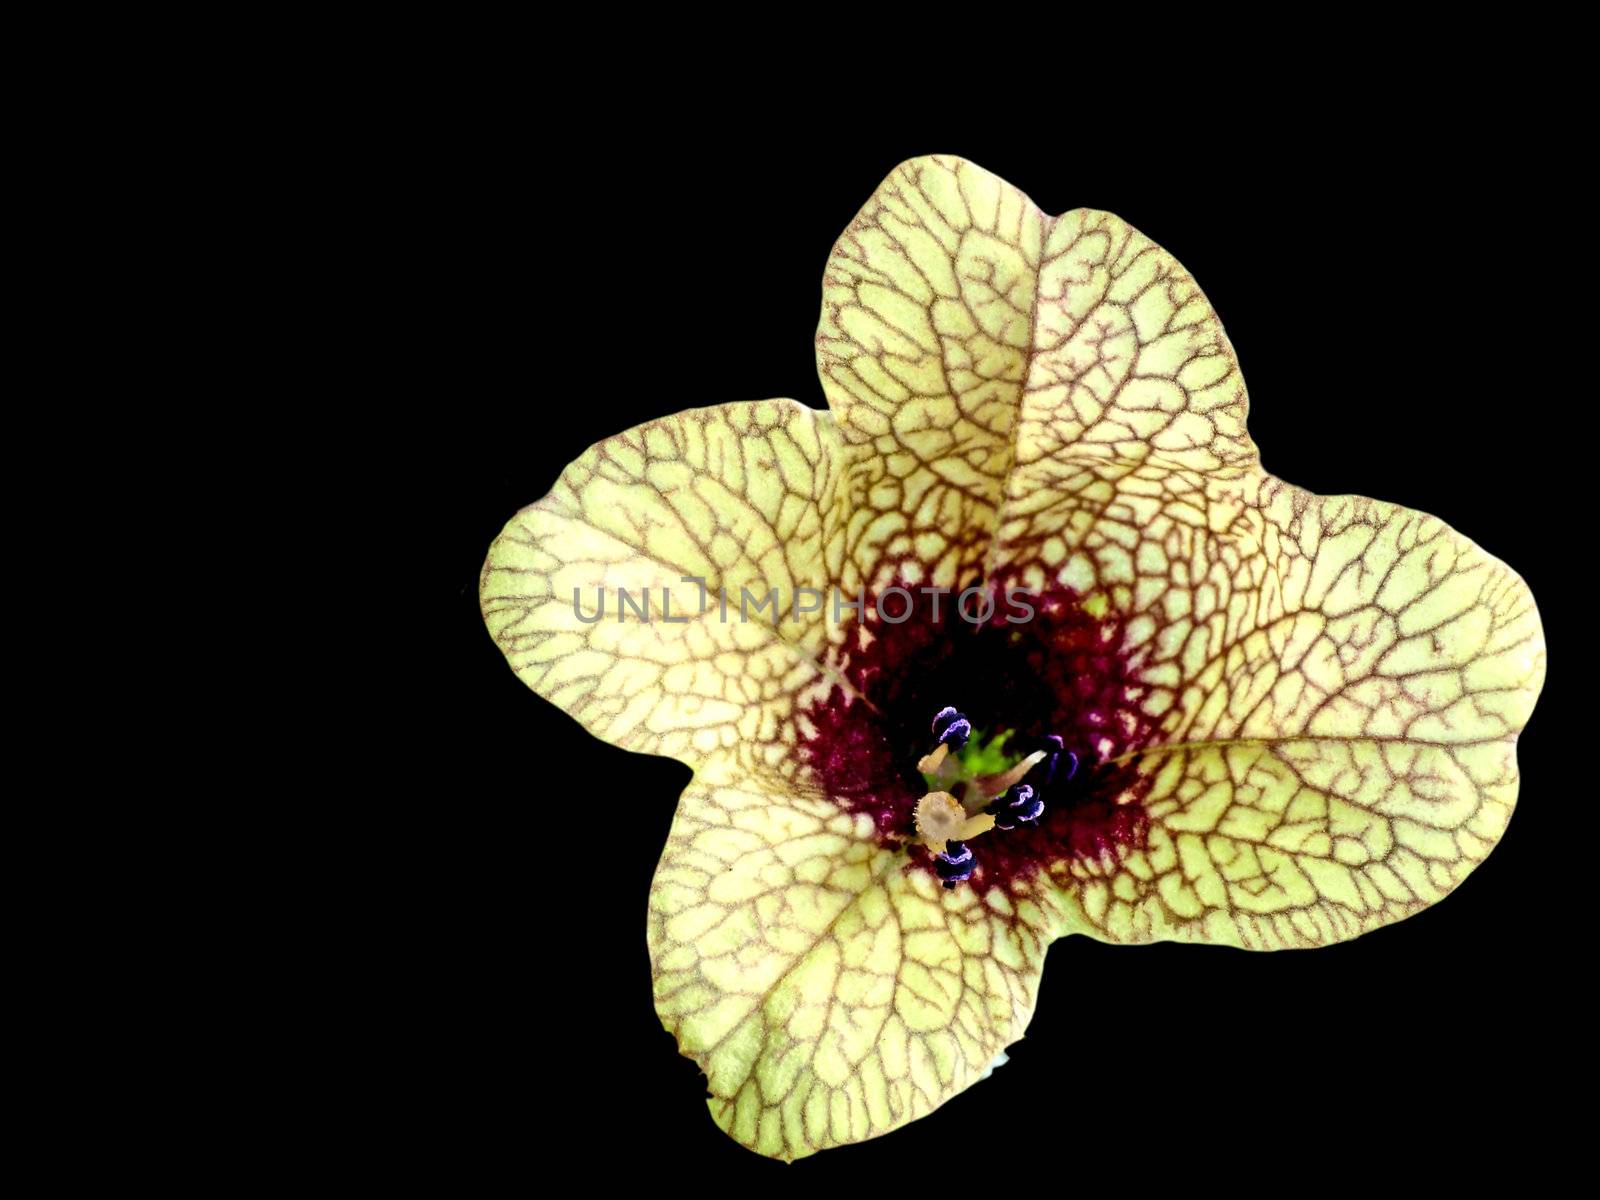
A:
[429, 113, 1571, 1177]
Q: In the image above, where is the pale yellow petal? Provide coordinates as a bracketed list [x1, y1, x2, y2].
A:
[1043, 470, 1544, 948]
[817, 154, 1257, 592]
[649, 760, 1060, 1160]
[479, 398, 850, 764]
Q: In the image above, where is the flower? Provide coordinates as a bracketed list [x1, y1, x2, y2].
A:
[479, 155, 1545, 1160]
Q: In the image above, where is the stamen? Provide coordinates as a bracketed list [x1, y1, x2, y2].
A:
[970, 750, 1047, 804]
[1039, 735, 1079, 785]
[1058, 750, 1079, 782]
[916, 742, 951, 775]
[932, 707, 971, 750]
[989, 783, 1044, 831]
[935, 841, 976, 888]
[1040, 734, 1063, 782]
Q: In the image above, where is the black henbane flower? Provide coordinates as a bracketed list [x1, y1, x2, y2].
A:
[480, 155, 1546, 1160]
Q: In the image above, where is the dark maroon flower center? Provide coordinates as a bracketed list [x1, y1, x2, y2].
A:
[799, 577, 1158, 894]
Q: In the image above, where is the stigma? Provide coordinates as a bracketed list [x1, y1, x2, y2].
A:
[913, 791, 994, 856]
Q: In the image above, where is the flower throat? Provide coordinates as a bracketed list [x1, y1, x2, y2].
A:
[799, 578, 1160, 895]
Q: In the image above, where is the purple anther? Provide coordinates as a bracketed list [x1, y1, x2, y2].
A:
[935, 840, 976, 888]
[989, 783, 1043, 830]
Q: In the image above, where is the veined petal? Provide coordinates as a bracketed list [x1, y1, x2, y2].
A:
[480, 398, 850, 763]
[1036, 470, 1545, 948]
[648, 758, 1060, 1160]
[817, 154, 1256, 592]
